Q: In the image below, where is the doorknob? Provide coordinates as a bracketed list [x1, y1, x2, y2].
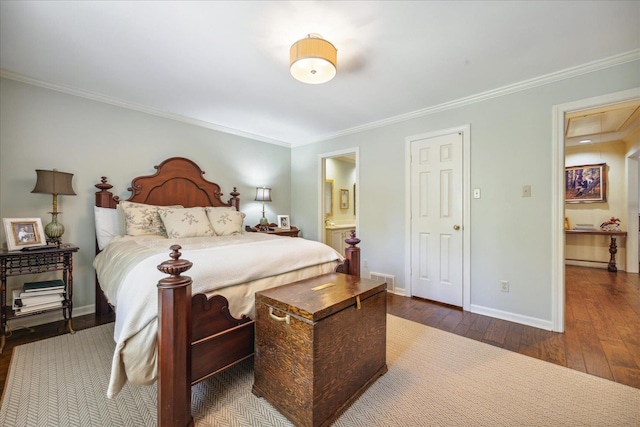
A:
[453, 225, 461, 230]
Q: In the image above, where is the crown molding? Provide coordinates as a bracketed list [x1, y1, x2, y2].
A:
[294, 49, 640, 146]
[0, 68, 291, 148]
[3, 49, 638, 148]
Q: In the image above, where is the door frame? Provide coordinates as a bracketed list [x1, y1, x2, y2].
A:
[405, 124, 471, 311]
[551, 87, 640, 332]
[317, 147, 360, 242]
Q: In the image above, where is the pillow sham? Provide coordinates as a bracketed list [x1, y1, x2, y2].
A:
[159, 207, 215, 239]
[206, 208, 246, 236]
[204, 206, 236, 213]
[94, 206, 125, 250]
[119, 201, 182, 236]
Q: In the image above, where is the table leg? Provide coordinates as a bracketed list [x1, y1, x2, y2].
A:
[608, 236, 618, 272]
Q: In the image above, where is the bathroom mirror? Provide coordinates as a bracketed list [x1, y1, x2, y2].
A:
[325, 179, 334, 218]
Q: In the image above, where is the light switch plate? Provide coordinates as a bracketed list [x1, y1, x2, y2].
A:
[473, 188, 481, 199]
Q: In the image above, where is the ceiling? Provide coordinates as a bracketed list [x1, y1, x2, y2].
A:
[1, 1, 639, 147]
[565, 101, 640, 147]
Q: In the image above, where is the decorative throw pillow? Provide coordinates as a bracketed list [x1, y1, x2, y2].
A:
[204, 206, 236, 214]
[206, 209, 246, 236]
[119, 201, 182, 236]
[159, 207, 215, 239]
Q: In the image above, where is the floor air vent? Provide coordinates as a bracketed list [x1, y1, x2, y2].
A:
[369, 272, 395, 292]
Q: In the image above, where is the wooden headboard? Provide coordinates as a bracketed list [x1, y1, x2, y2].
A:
[95, 157, 240, 210]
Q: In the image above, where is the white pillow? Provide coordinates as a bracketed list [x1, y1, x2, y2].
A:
[119, 201, 182, 236]
[206, 209, 246, 236]
[159, 207, 215, 239]
[94, 206, 124, 250]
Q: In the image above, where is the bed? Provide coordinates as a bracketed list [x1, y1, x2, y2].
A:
[93, 157, 361, 427]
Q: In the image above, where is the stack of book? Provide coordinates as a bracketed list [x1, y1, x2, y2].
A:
[12, 280, 66, 315]
[573, 223, 597, 231]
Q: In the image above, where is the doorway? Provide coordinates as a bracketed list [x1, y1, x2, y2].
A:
[318, 148, 359, 252]
[552, 88, 640, 332]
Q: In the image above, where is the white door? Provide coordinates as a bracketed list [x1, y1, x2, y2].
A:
[410, 131, 463, 306]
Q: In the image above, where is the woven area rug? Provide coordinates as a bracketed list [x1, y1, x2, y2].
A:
[1, 315, 639, 426]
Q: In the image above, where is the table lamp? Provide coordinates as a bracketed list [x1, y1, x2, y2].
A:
[255, 187, 272, 230]
[31, 169, 76, 246]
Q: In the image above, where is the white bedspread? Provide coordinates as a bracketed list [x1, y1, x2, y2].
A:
[93, 232, 343, 397]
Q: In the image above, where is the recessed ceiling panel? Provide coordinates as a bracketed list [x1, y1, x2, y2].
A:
[566, 104, 640, 138]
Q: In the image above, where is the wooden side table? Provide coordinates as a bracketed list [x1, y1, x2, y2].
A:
[0, 244, 78, 353]
[245, 224, 300, 237]
[565, 230, 626, 272]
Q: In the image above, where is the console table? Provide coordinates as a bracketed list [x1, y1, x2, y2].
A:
[565, 230, 627, 272]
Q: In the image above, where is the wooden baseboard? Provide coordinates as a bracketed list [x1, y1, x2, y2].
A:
[564, 259, 627, 271]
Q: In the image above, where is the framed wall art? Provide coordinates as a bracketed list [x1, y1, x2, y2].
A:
[565, 163, 606, 203]
[340, 189, 349, 209]
[2, 217, 47, 251]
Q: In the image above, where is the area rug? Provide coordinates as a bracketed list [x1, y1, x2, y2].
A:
[1, 315, 638, 426]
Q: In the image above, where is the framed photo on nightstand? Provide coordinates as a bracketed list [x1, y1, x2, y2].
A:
[277, 215, 290, 230]
[2, 217, 47, 251]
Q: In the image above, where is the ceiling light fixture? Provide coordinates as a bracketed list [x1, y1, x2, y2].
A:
[579, 139, 592, 144]
[289, 33, 337, 84]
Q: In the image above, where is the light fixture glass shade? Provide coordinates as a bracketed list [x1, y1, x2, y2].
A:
[290, 34, 337, 84]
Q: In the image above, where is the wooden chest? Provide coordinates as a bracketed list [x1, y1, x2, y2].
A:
[252, 273, 387, 427]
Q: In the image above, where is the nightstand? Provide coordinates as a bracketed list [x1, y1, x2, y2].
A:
[0, 244, 78, 353]
[246, 224, 300, 237]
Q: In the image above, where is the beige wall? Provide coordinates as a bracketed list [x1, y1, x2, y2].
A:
[565, 141, 628, 270]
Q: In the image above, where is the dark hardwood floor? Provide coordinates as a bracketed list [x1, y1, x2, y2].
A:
[1, 265, 638, 399]
[387, 265, 640, 389]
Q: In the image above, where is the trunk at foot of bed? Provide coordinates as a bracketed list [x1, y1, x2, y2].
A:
[155, 233, 361, 426]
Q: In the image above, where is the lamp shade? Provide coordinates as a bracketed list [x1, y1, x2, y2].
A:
[290, 34, 337, 84]
[255, 187, 272, 202]
[32, 169, 76, 195]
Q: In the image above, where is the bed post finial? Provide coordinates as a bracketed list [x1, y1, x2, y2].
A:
[157, 245, 193, 277]
[336, 231, 361, 277]
[95, 176, 118, 208]
[157, 245, 194, 427]
[229, 186, 240, 210]
[345, 230, 361, 277]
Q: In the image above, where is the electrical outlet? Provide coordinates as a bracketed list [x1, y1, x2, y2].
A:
[500, 280, 509, 292]
[363, 259, 368, 268]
